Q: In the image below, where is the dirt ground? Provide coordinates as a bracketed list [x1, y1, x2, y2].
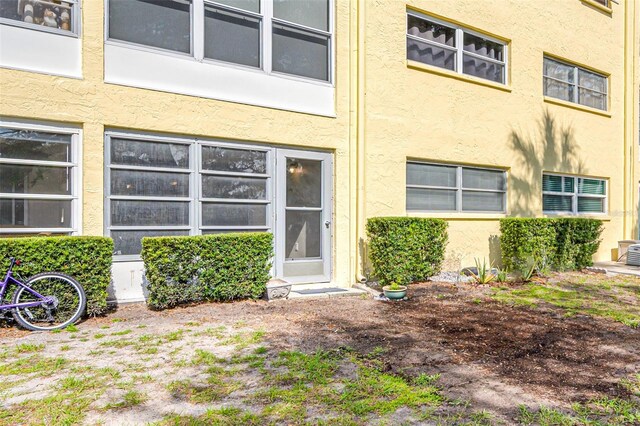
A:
[1, 275, 639, 424]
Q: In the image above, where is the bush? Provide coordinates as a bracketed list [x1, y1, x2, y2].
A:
[500, 218, 603, 275]
[141, 233, 273, 310]
[0, 236, 113, 316]
[366, 217, 448, 286]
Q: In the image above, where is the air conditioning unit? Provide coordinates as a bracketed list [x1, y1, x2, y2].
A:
[626, 244, 640, 266]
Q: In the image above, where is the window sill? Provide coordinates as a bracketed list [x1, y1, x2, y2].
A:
[407, 60, 512, 93]
[580, 0, 613, 14]
[543, 213, 611, 221]
[543, 96, 611, 117]
[407, 211, 507, 220]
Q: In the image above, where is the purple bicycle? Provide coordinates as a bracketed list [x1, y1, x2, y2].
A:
[0, 257, 86, 331]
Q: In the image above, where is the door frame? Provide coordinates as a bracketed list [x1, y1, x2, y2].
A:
[274, 148, 333, 284]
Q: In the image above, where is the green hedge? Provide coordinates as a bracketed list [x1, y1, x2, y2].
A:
[366, 217, 448, 286]
[0, 236, 113, 316]
[141, 233, 273, 310]
[500, 218, 603, 274]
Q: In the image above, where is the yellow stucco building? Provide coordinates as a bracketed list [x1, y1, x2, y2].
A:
[0, 0, 638, 301]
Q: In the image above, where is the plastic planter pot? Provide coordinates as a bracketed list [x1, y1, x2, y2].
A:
[382, 285, 407, 300]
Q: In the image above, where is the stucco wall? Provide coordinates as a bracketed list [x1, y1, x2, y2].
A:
[0, 0, 354, 285]
[361, 0, 634, 267]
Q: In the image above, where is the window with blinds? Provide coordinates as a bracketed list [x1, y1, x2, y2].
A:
[406, 162, 506, 213]
[542, 173, 606, 214]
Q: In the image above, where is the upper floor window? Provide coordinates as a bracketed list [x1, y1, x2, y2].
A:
[592, 0, 609, 6]
[107, 0, 332, 82]
[0, 0, 79, 35]
[406, 162, 506, 213]
[542, 173, 607, 214]
[543, 57, 608, 111]
[406, 11, 507, 84]
[0, 124, 80, 235]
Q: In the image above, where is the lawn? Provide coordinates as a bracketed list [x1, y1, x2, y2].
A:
[0, 271, 638, 425]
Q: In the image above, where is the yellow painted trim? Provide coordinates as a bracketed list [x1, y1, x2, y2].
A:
[405, 5, 511, 44]
[543, 214, 612, 222]
[543, 52, 611, 78]
[407, 60, 512, 93]
[580, 0, 613, 15]
[543, 96, 612, 117]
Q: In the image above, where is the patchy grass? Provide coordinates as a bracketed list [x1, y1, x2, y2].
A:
[0, 355, 67, 376]
[518, 396, 640, 426]
[14, 343, 44, 353]
[104, 390, 147, 410]
[492, 273, 640, 327]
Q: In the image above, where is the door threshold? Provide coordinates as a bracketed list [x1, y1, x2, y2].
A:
[287, 284, 367, 300]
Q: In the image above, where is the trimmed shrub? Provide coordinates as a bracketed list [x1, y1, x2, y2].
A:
[366, 217, 448, 286]
[500, 218, 603, 274]
[141, 233, 273, 310]
[0, 236, 113, 316]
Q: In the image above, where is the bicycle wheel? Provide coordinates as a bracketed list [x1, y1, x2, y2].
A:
[12, 272, 86, 331]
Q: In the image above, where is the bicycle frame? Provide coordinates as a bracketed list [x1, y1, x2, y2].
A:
[0, 268, 49, 310]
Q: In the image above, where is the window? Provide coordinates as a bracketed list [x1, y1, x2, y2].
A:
[592, 0, 609, 6]
[0, 125, 79, 234]
[105, 134, 273, 258]
[406, 162, 506, 212]
[0, 0, 79, 35]
[542, 174, 607, 214]
[543, 57, 608, 111]
[107, 0, 332, 82]
[406, 11, 507, 84]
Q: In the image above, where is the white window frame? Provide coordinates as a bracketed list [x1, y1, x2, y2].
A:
[406, 161, 507, 213]
[0, 119, 82, 235]
[0, 0, 81, 38]
[104, 0, 334, 84]
[406, 10, 508, 85]
[105, 131, 276, 261]
[543, 56, 608, 111]
[542, 172, 608, 215]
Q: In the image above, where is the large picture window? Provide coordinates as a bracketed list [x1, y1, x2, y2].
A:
[105, 133, 273, 259]
[406, 10, 507, 84]
[0, 124, 80, 235]
[406, 162, 506, 213]
[0, 0, 79, 35]
[543, 57, 608, 111]
[107, 0, 332, 82]
[542, 173, 607, 214]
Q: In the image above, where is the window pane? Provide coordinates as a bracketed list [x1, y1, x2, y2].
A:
[112, 230, 189, 256]
[273, 0, 329, 31]
[0, 128, 71, 162]
[204, 6, 260, 68]
[578, 178, 605, 195]
[407, 38, 455, 71]
[544, 78, 574, 102]
[201, 203, 267, 226]
[286, 158, 321, 208]
[564, 177, 575, 193]
[108, 0, 191, 54]
[578, 88, 607, 111]
[462, 191, 504, 212]
[407, 163, 456, 187]
[462, 168, 505, 191]
[463, 33, 503, 61]
[213, 0, 259, 13]
[463, 54, 504, 83]
[578, 69, 606, 93]
[0, 165, 71, 195]
[285, 210, 321, 259]
[202, 146, 267, 173]
[110, 170, 190, 197]
[272, 23, 329, 81]
[543, 58, 575, 83]
[111, 139, 189, 169]
[0, 0, 75, 32]
[0, 199, 71, 229]
[543, 194, 572, 212]
[406, 188, 456, 211]
[578, 197, 604, 213]
[202, 175, 267, 199]
[407, 16, 455, 47]
[111, 200, 189, 226]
